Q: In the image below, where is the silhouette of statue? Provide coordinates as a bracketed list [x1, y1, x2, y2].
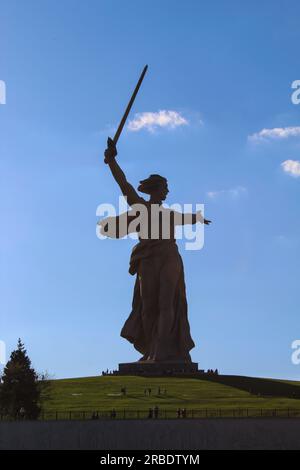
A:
[103, 137, 211, 364]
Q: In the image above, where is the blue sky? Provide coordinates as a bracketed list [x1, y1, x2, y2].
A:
[1, 0, 300, 379]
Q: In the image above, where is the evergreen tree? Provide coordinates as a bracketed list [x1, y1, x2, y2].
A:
[0, 339, 41, 419]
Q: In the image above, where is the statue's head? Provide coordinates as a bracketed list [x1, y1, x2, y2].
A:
[138, 174, 169, 201]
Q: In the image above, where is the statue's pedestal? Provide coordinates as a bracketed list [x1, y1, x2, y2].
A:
[118, 361, 198, 376]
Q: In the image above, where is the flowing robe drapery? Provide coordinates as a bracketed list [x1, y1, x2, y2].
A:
[98, 203, 196, 362]
[121, 239, 195, 362]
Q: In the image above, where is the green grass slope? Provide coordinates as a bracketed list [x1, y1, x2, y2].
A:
[42, 375, 300, 415]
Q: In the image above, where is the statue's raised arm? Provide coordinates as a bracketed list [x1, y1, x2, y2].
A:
[104, 137, 143, 207]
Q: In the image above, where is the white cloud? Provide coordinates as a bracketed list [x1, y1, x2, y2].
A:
[207, 186, 247, 199]
[248, 126, 300, 142]
[128, 110, 188, 132]
[281, 159, 300, 177]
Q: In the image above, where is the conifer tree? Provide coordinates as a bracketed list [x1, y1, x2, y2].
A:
[0, 339, 41, 419]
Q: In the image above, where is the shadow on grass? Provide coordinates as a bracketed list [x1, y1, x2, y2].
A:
[199, 375, 300, 399]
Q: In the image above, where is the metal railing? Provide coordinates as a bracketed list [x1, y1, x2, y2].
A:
[2, 408, 300, 421]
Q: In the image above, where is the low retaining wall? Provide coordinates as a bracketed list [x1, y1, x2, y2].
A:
[1, 418, 300, 450]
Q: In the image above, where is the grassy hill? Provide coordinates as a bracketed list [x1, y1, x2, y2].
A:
[41, 374, 300, 418]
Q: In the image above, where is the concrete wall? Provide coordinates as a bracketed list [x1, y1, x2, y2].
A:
[1, 419, 300, 450]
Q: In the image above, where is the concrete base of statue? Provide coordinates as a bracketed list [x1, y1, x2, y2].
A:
[118, 360, 199, 376]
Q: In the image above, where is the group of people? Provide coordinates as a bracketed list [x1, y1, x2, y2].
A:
[148, 406, 160, 419]
[101, 369, 219, 377]
[91, 407, 190, 419]
[206, 369, 219, 375]
[144, 387, 167, 396]
[91, 410, 117, 419]
[147, 407, 188, 419]
[101, 369, 117, 376]
[177, 408, 187, 418]
[118, 386, 167, 397]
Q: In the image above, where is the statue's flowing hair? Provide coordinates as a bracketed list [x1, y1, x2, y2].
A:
[138, 174, 167, 194]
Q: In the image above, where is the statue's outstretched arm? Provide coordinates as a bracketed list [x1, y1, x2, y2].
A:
[104, 137, 142, 206]
[173, 210, 211, 225]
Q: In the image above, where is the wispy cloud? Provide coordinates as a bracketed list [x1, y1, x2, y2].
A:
[128, 110, 188, 132]
[248, 126, 300, 142]
[281, 159, 300, 177]
[207, 186, 247, 199]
